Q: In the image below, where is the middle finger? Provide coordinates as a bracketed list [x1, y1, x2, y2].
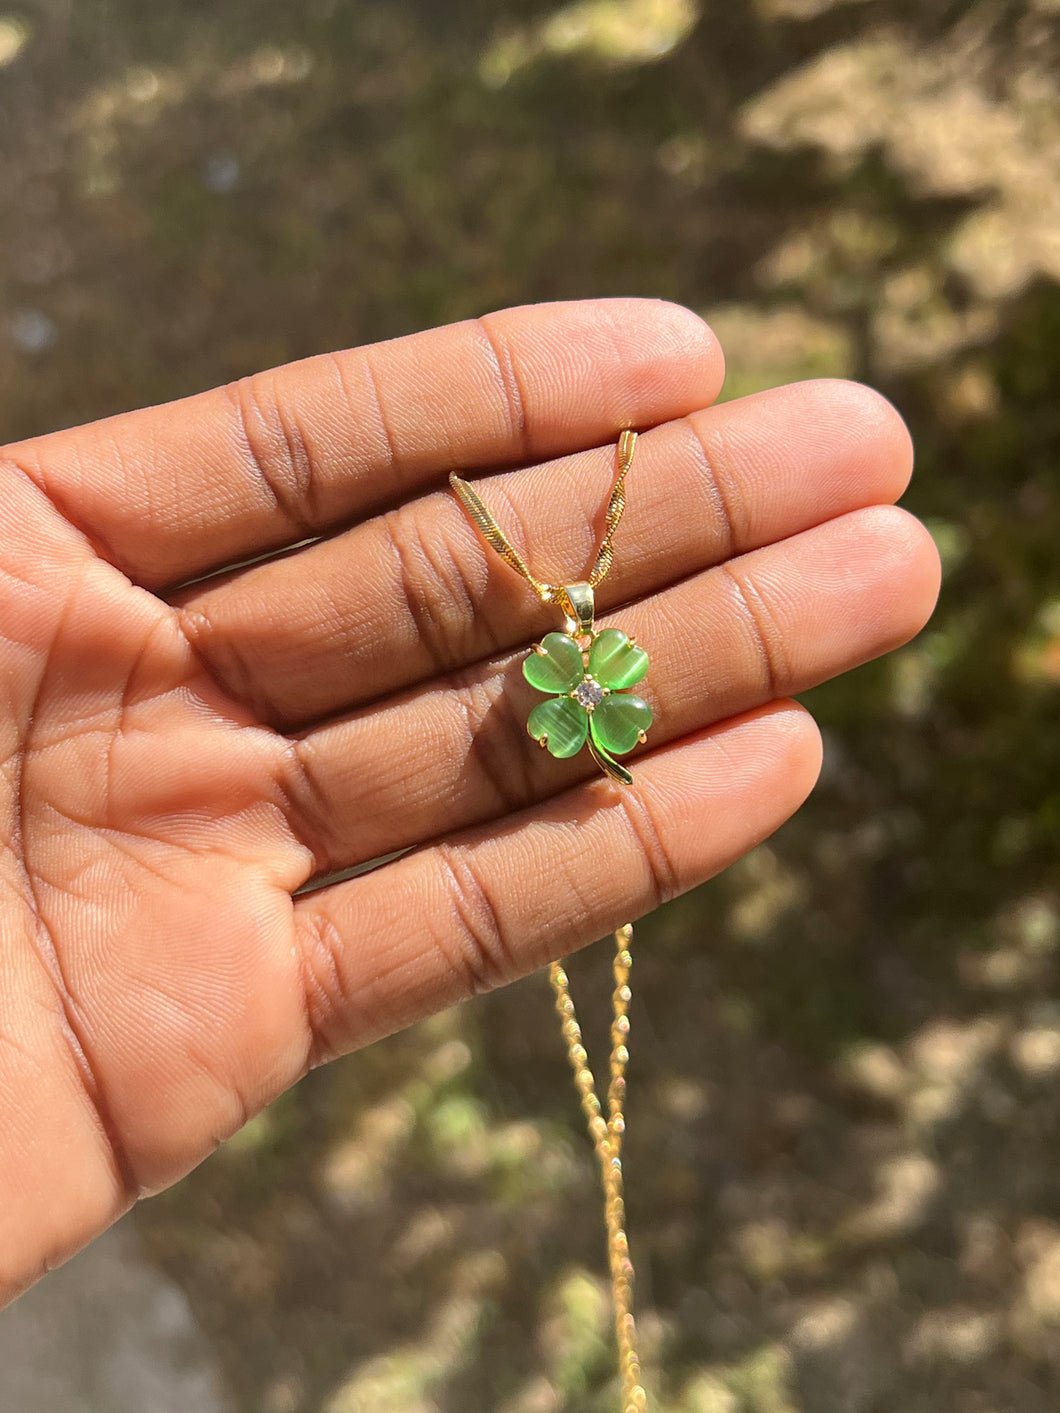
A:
[178, 378, 913, 730]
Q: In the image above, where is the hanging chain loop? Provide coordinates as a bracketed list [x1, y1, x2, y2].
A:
[549, 928, 647, 1413]
[449, 430, 648, 1411]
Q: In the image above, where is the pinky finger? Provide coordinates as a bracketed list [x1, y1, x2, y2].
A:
[294, 701, 823, 1065]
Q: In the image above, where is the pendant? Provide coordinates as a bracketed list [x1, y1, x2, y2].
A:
[523, 582, 652, 786]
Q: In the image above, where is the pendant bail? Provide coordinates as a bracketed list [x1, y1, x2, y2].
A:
[558, 581, 595, 639]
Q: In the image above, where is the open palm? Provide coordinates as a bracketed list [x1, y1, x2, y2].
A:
[0, 299, 939, 1304]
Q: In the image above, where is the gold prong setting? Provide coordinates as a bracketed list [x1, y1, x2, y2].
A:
[572, 675, 606, 712]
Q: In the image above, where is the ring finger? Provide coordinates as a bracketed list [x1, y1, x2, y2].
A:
[286, 504, 940, 877]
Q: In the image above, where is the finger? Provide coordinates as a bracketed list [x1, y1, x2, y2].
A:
[288, 505, 940, 875]
[293, 702, 822, 1063]
[182, 378, 913, 729]
[3, 299, 723, 589]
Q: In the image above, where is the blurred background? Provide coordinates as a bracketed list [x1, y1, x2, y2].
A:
[1, 1, 1059, 1409]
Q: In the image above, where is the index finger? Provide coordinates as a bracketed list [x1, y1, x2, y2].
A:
[2, 299, 723, 590]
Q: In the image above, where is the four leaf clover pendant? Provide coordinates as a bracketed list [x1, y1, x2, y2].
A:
[523, 581, 652, 787]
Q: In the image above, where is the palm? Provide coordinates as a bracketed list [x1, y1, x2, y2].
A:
[2, 524, 309, 1280]
[0, 299, 938, 1304]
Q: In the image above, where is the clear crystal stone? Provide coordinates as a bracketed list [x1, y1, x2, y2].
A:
[574, 677, 604, 709]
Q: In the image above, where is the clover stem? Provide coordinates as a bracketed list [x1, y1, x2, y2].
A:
[587, 736, 633, 787]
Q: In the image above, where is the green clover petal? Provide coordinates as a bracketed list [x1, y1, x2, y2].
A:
[589, 694, 652, 756]
[527, 696, 589, 758]
[589, 628, 649, 691]
[523, 632, 584, 695]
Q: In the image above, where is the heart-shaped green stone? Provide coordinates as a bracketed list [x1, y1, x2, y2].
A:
[527, 696, 588, 758]
[589, 694, 653, 756]
[589, 628, 650, 691]
[522, 632, 584, 695]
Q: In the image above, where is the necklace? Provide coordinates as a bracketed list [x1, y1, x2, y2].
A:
[450, 430, 649, 1413]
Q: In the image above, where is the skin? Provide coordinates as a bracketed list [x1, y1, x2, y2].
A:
[0, 298, 940, 1306]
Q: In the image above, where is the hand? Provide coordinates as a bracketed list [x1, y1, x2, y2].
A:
[0, 299, 939, 1303]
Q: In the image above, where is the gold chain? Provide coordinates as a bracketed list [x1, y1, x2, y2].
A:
[549, 927, 647, 1413]
[449, 432, 648, 1411]
[448, 428, 638, 606]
